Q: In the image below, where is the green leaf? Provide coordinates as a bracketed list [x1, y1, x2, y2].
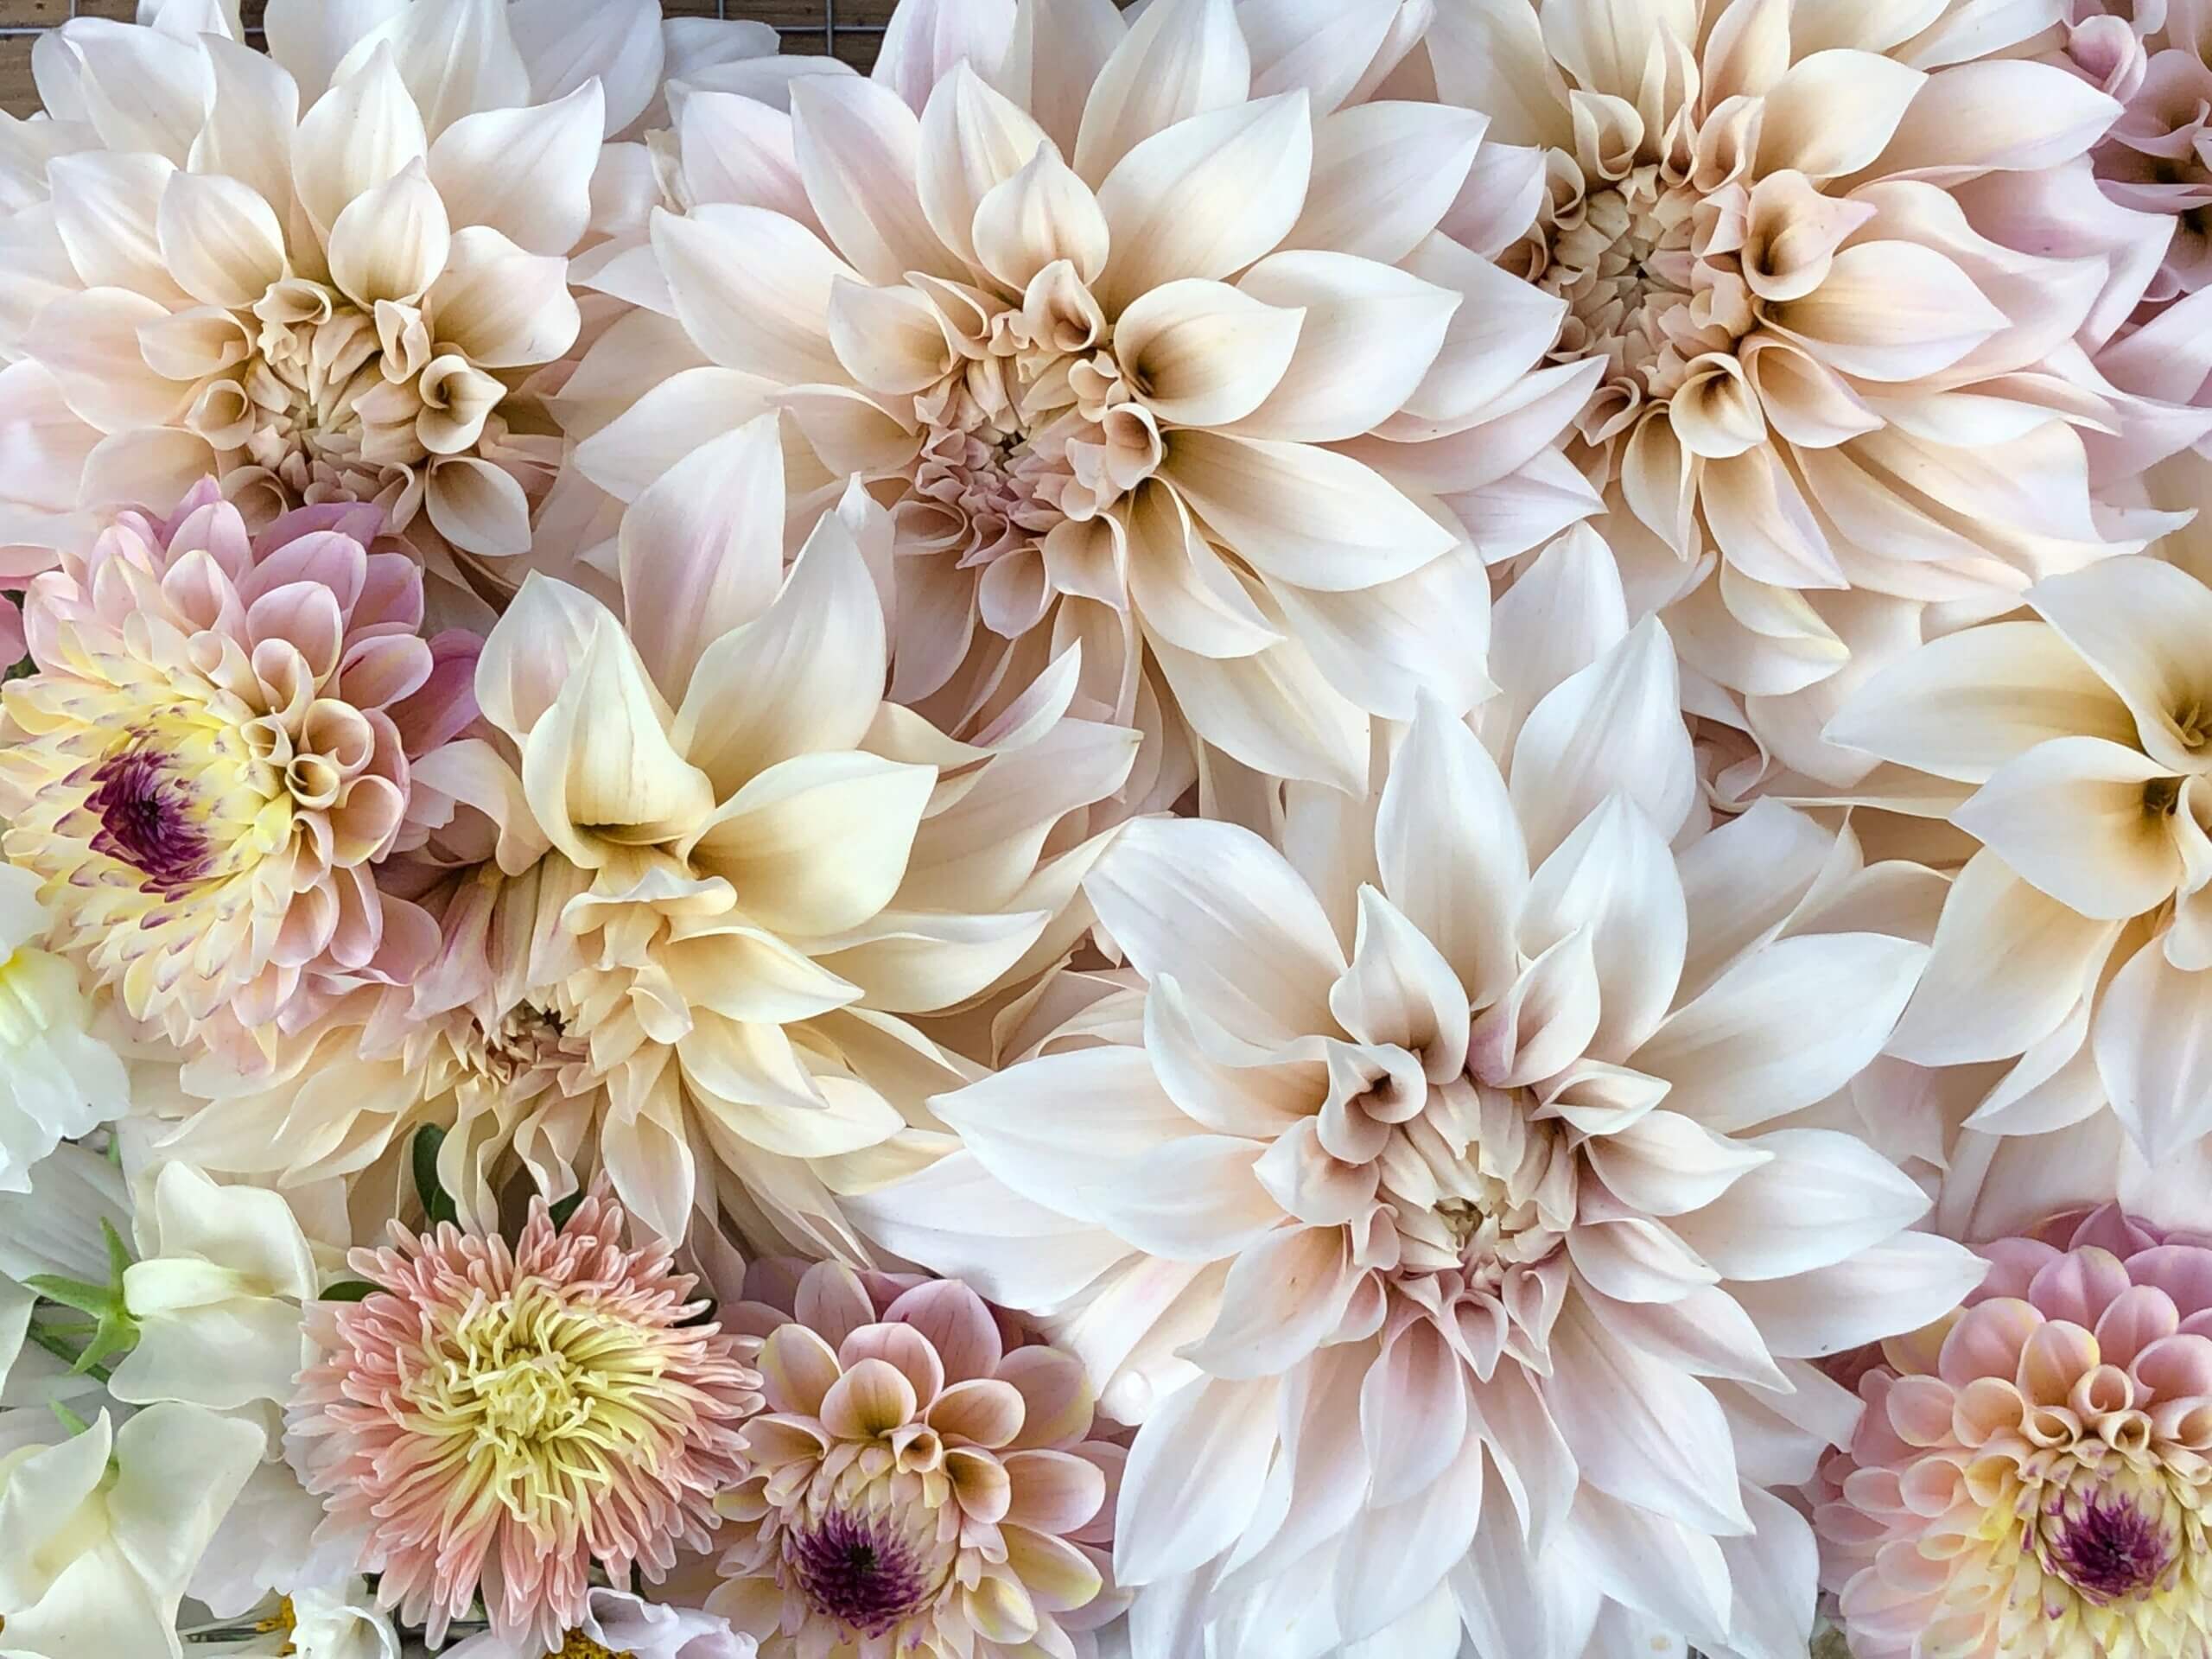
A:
[101, 1217, 132, 1285]
[547, 1191, 584, 1231]
[23, 1274, 115, 1317]
[410, 1124, 458, 1228]
[319, 1279, 381, 1302]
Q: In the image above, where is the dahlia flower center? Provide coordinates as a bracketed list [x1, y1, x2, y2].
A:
[788, 1505, 939, 1637]
[1370, 1077, 1573, 1284]
[466, 1003, 575, 1088]
[893, 286, 1162, 578]
[1541, 181, 1700, 388]
[87, 747, 213, 893]
[2032, 1464, 2184, 1606]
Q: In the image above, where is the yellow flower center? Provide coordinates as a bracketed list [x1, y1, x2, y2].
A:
[402, 1280, 693, 1537]
[253, 1595, 296, 1656]
[555, 1633, 633, 1659]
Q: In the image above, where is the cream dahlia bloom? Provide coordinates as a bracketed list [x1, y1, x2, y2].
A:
[708, 1260, 1122, 1659]
[0, 0, 692, 568]
[1827, 553, 2212, 1167]
[1815, 1204, 2212, 1659]
[573, 0, 1593, 791]
[173, 418, 1138, 1253]
[855, 529, 1981, 1659]
[288, 1190, 760, 1652]
[1425, 0, 2173, 776]
[0, 480, 479, 1061]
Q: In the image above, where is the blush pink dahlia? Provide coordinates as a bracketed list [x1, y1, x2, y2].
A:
[286, 1190, 762, 1652]
[709, 1260, 1123, 1659]
[0, 477, 478, 1062]
[1815, 1204, 2212, 1659]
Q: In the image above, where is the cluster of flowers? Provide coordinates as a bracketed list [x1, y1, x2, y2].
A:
[2, 1, 2211, 1656]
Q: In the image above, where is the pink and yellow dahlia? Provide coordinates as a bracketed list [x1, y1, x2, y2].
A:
[709, 1260, 1123, 1659]
[0, 478, 478, 1061]
[1815, 1204, 2212, 1659]
[286, 1189, 762, 1653]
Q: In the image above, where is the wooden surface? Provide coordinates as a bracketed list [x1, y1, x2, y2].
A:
[0, 2, 909, 114]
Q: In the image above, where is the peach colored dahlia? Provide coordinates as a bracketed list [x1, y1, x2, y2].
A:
[569, 0, 1592, 792]
[708, 1259, 1122, 1659]
[1815, 1204, 2212, 1659]
[0, 478, 478, 1063]
[286, 1189, 762, 1653]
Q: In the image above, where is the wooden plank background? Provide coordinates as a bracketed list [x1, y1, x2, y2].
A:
[0, 3, 906, 114]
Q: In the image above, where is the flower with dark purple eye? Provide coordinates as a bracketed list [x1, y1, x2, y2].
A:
[86, 748, 212, 893]
[2044, 1489, 2175, 1605]
[1815, 1204, 2212, 1659]
[789, 1509, 934, 1636]
[0, 478, 480, 1063]
[708, 1262, 1123, 1659]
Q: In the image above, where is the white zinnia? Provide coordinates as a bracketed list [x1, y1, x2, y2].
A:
[857, 527, 1981, 1659]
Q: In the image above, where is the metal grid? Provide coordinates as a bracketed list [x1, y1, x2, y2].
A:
[0, 5, 883, 67]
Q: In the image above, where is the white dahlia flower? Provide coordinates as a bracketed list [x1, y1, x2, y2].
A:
[854, 528, 1981, 1659]
[569, 0, 1596, 792]
[166, 417, 1138, 1255]
[1424, 0, 2189, 785]
[0, 0, 772, 574]
[1827, 553, 2212, 1177]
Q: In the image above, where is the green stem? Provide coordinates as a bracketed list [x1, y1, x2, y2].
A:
[22, 1322, 111, 1382]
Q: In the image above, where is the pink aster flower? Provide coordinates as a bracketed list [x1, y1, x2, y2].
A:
[0, 478, 479, 1062]
[1815, 1204, 2212, 1659]
[286, 1190, 762, 1652]
[708, 1261, 1124, 1659]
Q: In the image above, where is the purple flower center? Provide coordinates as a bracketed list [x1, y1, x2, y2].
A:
[791, 1509, 932, 1637]
[88, 748, 210, 893]
[2046, 1491, 2174, 1602]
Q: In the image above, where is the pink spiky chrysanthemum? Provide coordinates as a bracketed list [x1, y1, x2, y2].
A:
[286, 1191, 763, 1652]
[1814, 1205, 2212, 1659]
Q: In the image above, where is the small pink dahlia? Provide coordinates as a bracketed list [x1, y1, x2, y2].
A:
[0, 477, 480, 1062]
[287, 1192, 762, 1651]
[709, 1262, 1124, 1659]
[1814, 1205, 2212, 1659]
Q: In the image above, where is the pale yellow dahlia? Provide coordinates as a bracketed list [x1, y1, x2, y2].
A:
[0, 0, 700, 568]
[170, 419, 1136, 1255]
[1424, 0, 2180, 785]
[0, 480, 479, 1064]
[568, 0, 1592, 791]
